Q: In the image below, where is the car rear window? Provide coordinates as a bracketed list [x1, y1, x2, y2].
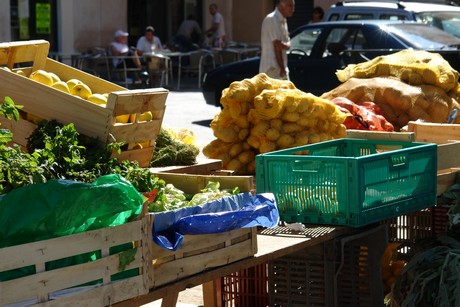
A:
[379, 14, 408, 20]
[344, 13, 374, 20]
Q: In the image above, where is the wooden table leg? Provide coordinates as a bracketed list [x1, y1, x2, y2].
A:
[160, 291, 179, 307]
[203, 279, 222, 307]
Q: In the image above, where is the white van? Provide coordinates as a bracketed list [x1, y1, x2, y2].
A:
[324, 1, 460, 37]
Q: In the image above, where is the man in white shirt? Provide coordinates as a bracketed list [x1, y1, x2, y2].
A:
[136, 26, 163, 55]
[205, 3, 226, 48]
[259, 0, 295, 80]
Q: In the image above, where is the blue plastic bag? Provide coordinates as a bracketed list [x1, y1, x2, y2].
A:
[152, 192, 279, 250]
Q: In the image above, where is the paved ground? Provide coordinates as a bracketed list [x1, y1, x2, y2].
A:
[160, 77, 221, 157]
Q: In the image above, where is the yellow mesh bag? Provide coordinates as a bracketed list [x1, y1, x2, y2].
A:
[336, 50, 459, 91]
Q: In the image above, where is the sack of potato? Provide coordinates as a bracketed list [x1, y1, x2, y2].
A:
[203, 73, 348, 174]
[322, 50, 460, 131]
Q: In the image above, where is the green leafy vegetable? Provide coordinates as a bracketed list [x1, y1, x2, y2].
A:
[150, 128, 199, 167]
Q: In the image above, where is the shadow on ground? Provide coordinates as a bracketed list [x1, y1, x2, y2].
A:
[192, 119, 212, 127]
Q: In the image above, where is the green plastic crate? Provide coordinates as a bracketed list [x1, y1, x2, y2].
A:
[256, 138, 437, 227]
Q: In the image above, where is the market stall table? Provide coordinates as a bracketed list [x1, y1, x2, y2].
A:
[113, 225, 355, 307]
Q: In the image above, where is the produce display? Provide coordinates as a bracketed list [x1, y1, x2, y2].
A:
[1, 66, 154, 125]
[322, 50, 460, 130]
[0, 97, 198, 195]
[203, 73, 348, 174]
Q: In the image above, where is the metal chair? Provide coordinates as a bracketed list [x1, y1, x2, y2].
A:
[181, 50, 216, 88]
[144, 53, 171, 88]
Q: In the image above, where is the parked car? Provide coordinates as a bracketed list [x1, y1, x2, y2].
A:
[324, 1, 460, 38]
[202, 20, 460, 107]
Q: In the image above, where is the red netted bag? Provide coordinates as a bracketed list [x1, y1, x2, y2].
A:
[331, 97, 394, 132]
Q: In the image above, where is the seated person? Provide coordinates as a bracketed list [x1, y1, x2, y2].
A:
[109, 29, 141, 69]
[136, 26, 164, 55]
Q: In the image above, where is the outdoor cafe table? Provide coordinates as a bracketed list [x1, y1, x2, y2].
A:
[113, 224, 355, 307]
[158, 51, 192, 90]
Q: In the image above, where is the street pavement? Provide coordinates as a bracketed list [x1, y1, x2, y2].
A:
[161, 82, 221, 158]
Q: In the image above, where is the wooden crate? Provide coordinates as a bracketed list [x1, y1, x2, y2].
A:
[0, 216, 151, 306]
[347, 128, 460, 196]
[148, 224, 257, 288]
[0, 40, 167, 167]
[405, 121, 460, 195]
[148, 169, 257, 289]
[407, 121, 460, 144]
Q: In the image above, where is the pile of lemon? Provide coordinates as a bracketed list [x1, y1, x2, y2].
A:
[1, 67, 108, 106]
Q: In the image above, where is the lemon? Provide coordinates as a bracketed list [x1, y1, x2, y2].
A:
[29, 70, 54, 86]
[51, 81, 71, 93]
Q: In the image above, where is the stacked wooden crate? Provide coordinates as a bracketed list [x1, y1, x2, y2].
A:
[0, 40, 167, 167]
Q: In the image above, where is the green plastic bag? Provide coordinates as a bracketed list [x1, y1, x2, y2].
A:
[0, 174, 143, 248]
[0, 174, 143, 282]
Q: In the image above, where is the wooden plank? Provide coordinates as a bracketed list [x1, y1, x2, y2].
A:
[0, 216, 150, 305]
[437, 142, 460, 170]
[150, 159, 223, 175]
[44, 58, 125, 94]
[0, 218, 144, 271]
[114, 147, 156, 167]
[149, 228, 257, 288]
[437, 169, 459, 196]
[0, 116, 36, 148]
[346, 129, 415, 142]
[0, 40, 50, 69]
[110, 119, 163, 143]
[407, 121, 460, 144]
[33, 276, 148, 306]
[1, 251, 141, 304]
[153, 172, 254, 195]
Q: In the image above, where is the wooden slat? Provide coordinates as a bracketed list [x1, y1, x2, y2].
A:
[44, 58, 125, 95]
[346, 129, 415, 142]
[110, 118, 163, 143]
[149, 228, 257, 288]
[437, 169, 460, 196]
[437, 142, 460, 170]
[33, 276, 148, 306]
[1, 251, 142, 304]
[0, 216, 150, 305]
[0, 219, 144, 271]
[0, 116, 36, 148]
[0, 40, 50, 69]
[153, 172, 254, 195]
[407, 121, 460, 144]
[114, 147, 156, 167]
